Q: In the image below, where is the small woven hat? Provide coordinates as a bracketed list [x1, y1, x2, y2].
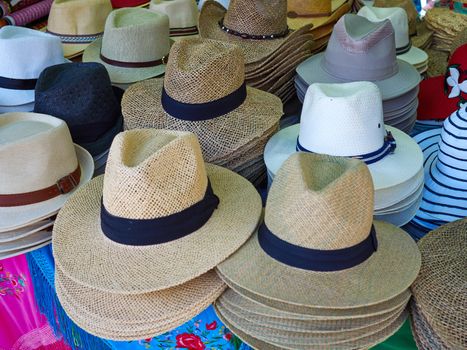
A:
[357, 6, 428, 69]
[410, 219, 467, 349]
[83, 8, 171, 84]
[0, 113, 94, 232]
[264, 82, 424, 214]
[373, 0, 418, 36]
[34, 62, 123, 157]
[296, 14, 420, 100]
[149, 0, 199, 39]
[0, 27, 67, 111]
[199, 0, 296, 64]
[46, 0, 112, 59]
[217, 153, 421, 310]
[52, 129, 262, 294]
[122, 38, 282, 164]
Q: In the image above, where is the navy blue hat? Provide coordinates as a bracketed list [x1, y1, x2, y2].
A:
[34, 62, 123, 156]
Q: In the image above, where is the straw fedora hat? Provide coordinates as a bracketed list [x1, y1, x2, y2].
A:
[0, 27, 67, 111]
[410, 218, 467, 349]
[357, 6, 428, 68]
[149, 0, 199, 40]
[286, 0, 350, 31]
[122, 38, 282, 164]
[46, 0, 112, 58]
[52, 129, 262, 294]
[83, 8, 172, 84]
[296, 14, 420, 100]
[264, 82, 424, 211]
[217, 153, 421, 309]
[199, 0, 297, 64]
[0, 113, 94, 232]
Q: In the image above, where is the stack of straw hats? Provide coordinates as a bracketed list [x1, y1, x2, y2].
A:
[0, 113, 93, 259]
[122, 39, 283, 186]
[198, 0, 315, 103]
[295, 14, 420, 134]
[264, 82, 424, 227]
[424, 7, 467, 52]
[409, 219, 467, 349]
[215, 153, 421, 349]
[34, 62, 124, 175]
[52, 129, 262, 340]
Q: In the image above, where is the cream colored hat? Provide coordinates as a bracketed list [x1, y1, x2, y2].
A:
[122, 38, 282, 164]
[52, 129, 262, 294]
[217, 153, 421, 309]
[149, 0, 199, 40]
[83, 8, 172, 84]
[0, 113, 94, 232]
[46, 0, 113, 59]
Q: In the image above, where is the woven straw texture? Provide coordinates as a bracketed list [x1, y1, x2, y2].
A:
[218, 153, 421, 309]
[56, 267, 225, 340]
[410, 219, 467, 349]
[425, 8, 467, 52]
[287, 0, 331, 17]
[410, 301, 450, 350]
[52, 129, 261, 294]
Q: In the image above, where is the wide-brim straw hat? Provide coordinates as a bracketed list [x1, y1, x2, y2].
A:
[52, 130, 262, 294]
[56, 267, 226, 340]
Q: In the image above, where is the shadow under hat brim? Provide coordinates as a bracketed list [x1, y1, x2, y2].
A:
[0, 145, 94, 232]
[0, 218, 54, 243]
[217, 220, 420, 309]
[398, 46, 429, 67]
[199, 1, 296, 64]
[264, 124, 424, 208]
[296, 53, 421, 100]
[52, 163, 262, 294]
[82, 37, 171, 84]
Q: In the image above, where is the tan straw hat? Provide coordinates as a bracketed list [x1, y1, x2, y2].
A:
[46, 0, 112, 58]
[286, 0, 350, 31]
[52, 129, 262, 294]
[199, 0, 297, 63]
[0, 112, 94, 232]
[217, 153, 421, 309]
[83, 8, 172, 84]
[122, 38, 282, 164]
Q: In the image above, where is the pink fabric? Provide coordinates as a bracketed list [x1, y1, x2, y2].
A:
[0, 254, 69, 350]
[4, 0, 52, 26]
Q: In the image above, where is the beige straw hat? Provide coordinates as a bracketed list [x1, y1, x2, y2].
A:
[149, 0, 199, 40]
[410, 301, 450, 350]
[52, 129, 262, 294]
[122, 38, 282, 164]
[217, 153, 421, 309]
[83, 8, 172, 84]
[0, 112, 94, 232]
[286, 0, 350, 31]
[46, 0, 112, 58]
[199, 0, 298, 63]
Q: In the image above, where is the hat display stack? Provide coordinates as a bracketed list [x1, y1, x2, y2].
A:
[33, 62, 124, 175]
[0, 113, 93, 259]
[110, 0, 150, 8]
[295, 14, 421, 134]
[424, 7, 467, 53]
[409, 218, 467, 350]
[264, 82, 424, 227]
[0, 27, 67, 113]
[198, 0, 315, 103]
[149, 0, 199, 40]
[122, 39, 283, 186]
[83, 7, 171, 90]
[45, 0, 113, 59]
[357, 6, 429, 74]
[52, 129, 262, 340]
[215, 153, 421, 349]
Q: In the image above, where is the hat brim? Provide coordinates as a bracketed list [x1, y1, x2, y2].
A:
[264, 124, 424, 208]
[0, 217, 54, 243]
[0, 145, 94, 232]
[217, 220, 420, 309]
[373, 187, 423, 227]
[296, 53, 420, 100]
[398, 46, 429, 67]
[82, 37, 170, 84]
[286, 0, 350, 31]
[52, 163, 262, 294]
[0, 101, 35, 113]
[55, 268, 225, 340]
[0, 240, 51, 260]
[0, 228, 51, 254]
[122, 78, 282, 163]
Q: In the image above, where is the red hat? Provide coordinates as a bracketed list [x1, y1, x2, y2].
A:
[111, 0, 149, 8]
[417, 44, 467, 121]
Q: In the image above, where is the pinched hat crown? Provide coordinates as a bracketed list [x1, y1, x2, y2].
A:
[222, 0, 288, 37]
[103, 129, 209, 220]
[265, 153, 374, 250]
[164, 38, 244, 103]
